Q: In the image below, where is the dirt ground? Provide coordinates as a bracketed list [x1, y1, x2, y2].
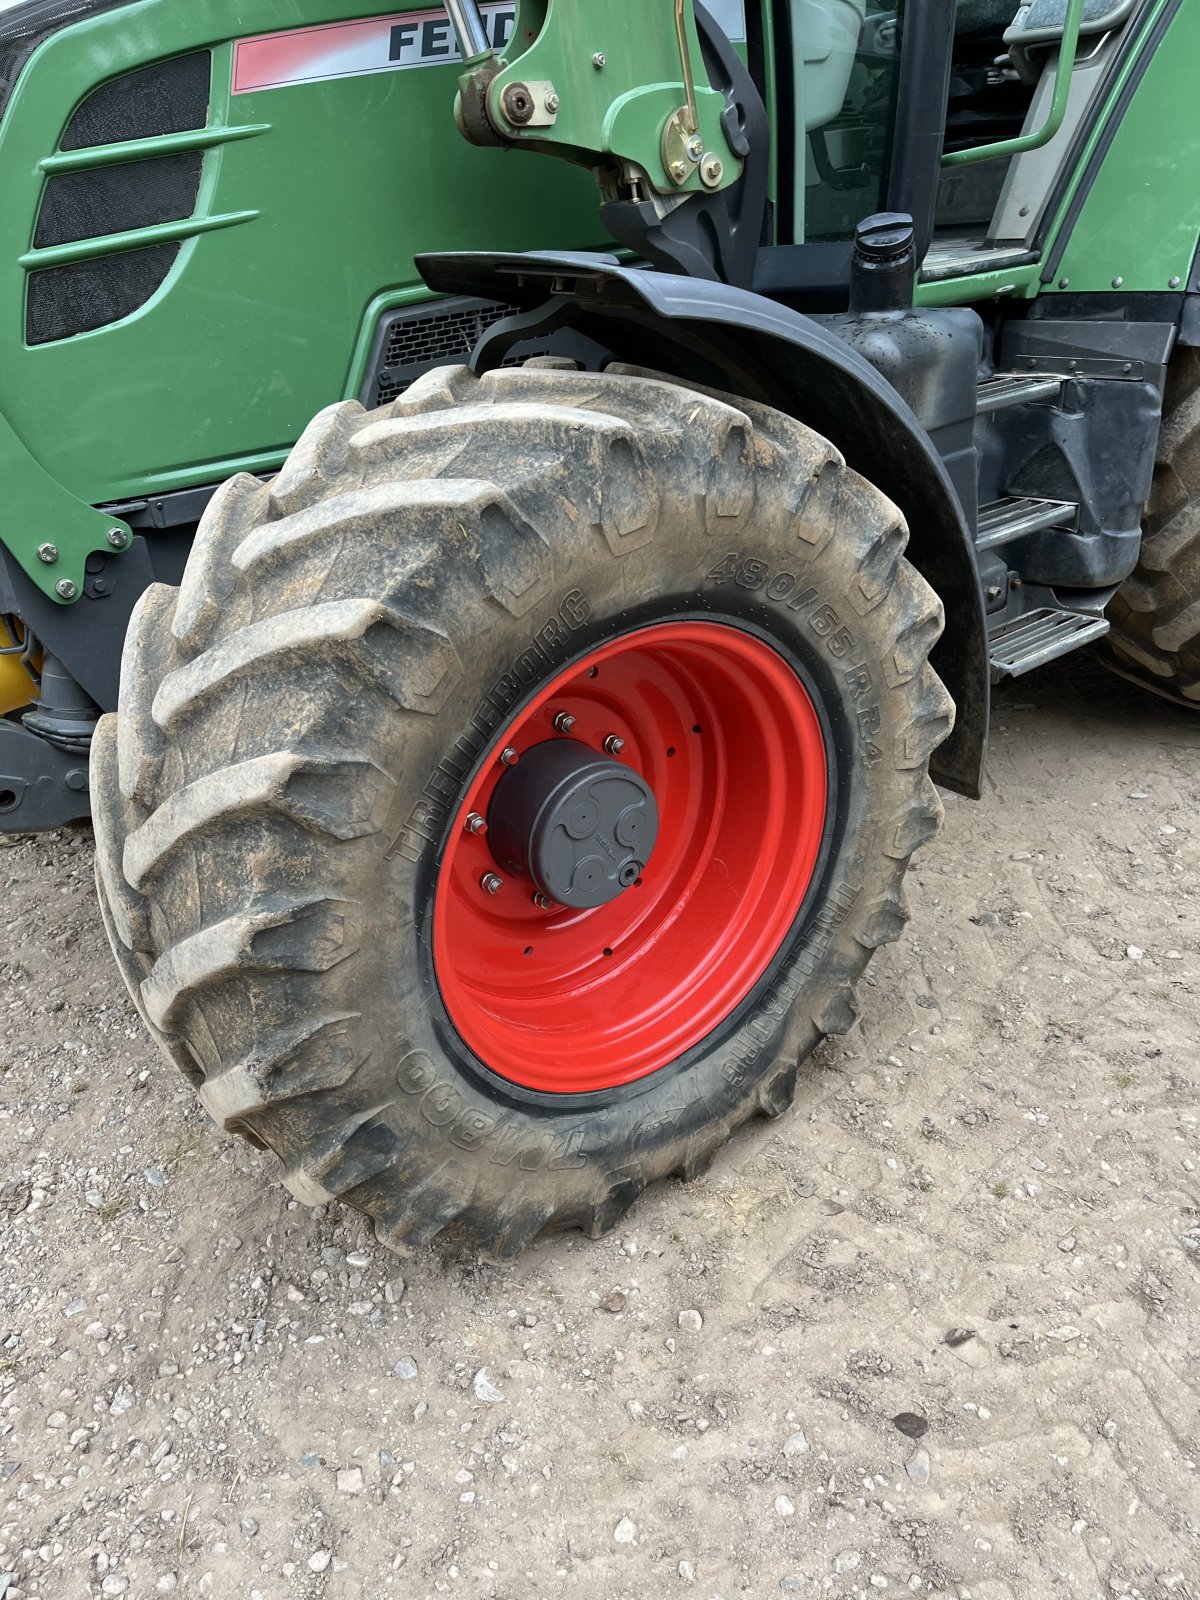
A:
[1, 651, 1197, 1600]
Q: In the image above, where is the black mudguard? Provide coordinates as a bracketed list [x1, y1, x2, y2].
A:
[419, 250, 988, 798]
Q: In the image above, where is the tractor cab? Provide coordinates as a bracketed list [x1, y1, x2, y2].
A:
[770, 0, 1156, 292]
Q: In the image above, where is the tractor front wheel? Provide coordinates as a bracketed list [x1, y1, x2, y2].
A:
[92, 362, 953, 1257]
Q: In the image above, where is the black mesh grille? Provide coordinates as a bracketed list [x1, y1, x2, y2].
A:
[27, 52, 212, 344]
[61, 51, 211, 149]
[371, 299, 552, 407]
[27, 243, 179, 345]
[35, 152, 202, 247]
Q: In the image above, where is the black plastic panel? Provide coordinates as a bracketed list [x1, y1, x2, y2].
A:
[61, 50, 211, 150]
[27, 243, 179, 345]
[35, 151, 202, 247]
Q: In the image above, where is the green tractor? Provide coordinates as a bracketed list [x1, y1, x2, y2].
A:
[2, 0, 1195, 1254]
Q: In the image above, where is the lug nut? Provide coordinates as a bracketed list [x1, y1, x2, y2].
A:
[553, 711, 576, 734]
[603, 734, 625, 756]
[55, 578, 78, 600]
[532, 891, 555, 910]
[464, 812, 487, 835]
[499, 746, 519, 766]
[107, 527, 128, 549]
[480, 872, 503, 895]
[37, 542, 58, 564]
[700, 153, 724, 187]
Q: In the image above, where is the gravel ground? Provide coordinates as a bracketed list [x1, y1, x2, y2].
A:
[1, 654, 1197, 1600]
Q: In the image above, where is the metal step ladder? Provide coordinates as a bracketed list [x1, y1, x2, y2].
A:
[988, 607, 1110, 681]
[976, 372, 1068, 413]
[976, 494, 1077, 551]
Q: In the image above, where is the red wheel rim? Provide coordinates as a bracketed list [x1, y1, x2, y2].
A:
[432, 621, 828, 1093]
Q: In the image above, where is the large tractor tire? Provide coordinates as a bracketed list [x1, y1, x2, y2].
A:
[1106, 347, 1200, 705]
[91, 362, 953, 1259]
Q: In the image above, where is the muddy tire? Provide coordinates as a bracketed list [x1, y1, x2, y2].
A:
[91, 362, 953, 1258]
[1105, 347, 1200, 705]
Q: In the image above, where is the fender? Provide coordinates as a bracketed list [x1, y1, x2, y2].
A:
[418, 250, 988, 799]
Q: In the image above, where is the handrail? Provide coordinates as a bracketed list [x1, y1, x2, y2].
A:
[941, 0, 1086, 168]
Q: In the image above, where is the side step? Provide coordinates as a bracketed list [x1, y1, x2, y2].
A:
[988, 607, 1110, 681]
[977, 373, 1067, 413]
[976, 494, 1077, 551]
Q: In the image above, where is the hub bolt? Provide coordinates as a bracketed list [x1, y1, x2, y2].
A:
[603, 734, 625, 756]
[553, 711, 576, 734]
[107, 527, 128, 550]
[37, 543, 58, 564]
[532, 892, 555, 910]
[464, 812, 488, 835]
[499, 746, 520, 766]
[480, 872, 504, 895]
[55, 578, 78, 600]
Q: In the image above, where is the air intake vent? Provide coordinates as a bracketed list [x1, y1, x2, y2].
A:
[27, 244, 180, 346]
[61, 51, 211, 148]
[27, 51, 212, 345]
[365, 297, 558, 408]
[35, 152, 203, 248]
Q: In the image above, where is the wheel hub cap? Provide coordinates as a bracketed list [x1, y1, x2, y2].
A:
[486, 738, 658, 910]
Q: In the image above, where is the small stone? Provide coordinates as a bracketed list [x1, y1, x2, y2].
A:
[679, 1560, 696, 1582]
[472, 1368, 505, 1404]
[775, 1495, 796, 1518]
[46, 1412, 67, 1430]
[64, 1297, 86, 1316]
[601, 1290, 627, 1314]
[613, 1517, 637, 1544]
[393, 1358, 418, 1381]
[101, 1580, 128, 1597]
[308, 1551, 332, 1573]
[239, 1518, 258, 1537]
[1126, 945, 1144, 960]
[782, 1430, 809, 1456]
[944, 1327, 975, 1347]
[1058, 1236, 1076, 1253]
[905, 1448, 930, 1485]
[1102, 1419, 1117, 1439]
[835, 1552, 861, 1573]
[870, 1578, 888, 1590]
[974, 911, 999, 927]
[144, 1168, 167, 1188]
[892, 1412, 928, 1440]
[346, 1251, 371, 1268]
[337, 1467, 364, 1495]
[155, 1577, 178, 1593]
[384, 1277, 406, 1305]
[158, 1360, 179, 1377]
[677, 1309, 703, 1332]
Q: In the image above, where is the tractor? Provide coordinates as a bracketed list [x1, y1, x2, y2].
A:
[1, 0, 1195, 1255]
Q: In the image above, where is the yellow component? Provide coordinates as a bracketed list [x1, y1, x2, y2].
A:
[0, 617, 36, 715]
